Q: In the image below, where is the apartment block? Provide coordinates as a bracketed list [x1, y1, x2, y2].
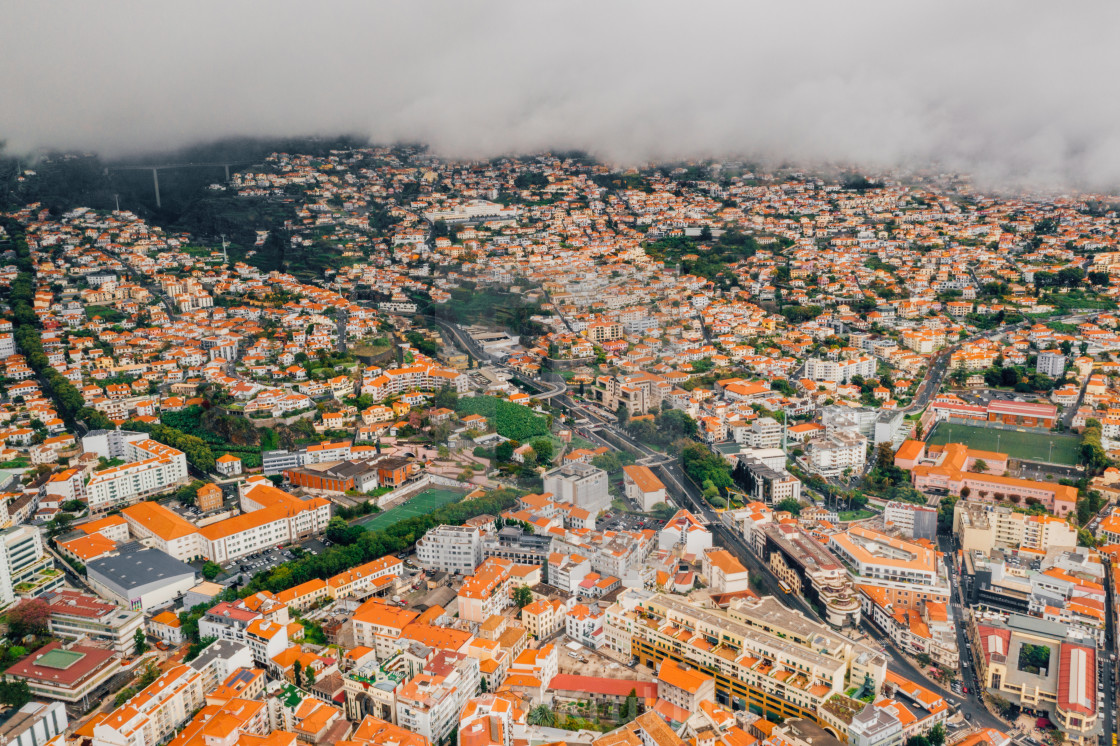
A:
[416, 525, 483, 575]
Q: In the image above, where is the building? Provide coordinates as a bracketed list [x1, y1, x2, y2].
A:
[970, 612, 1100, 745]
[702, 548, 750, 594]
[93, 664, 206, 746]
[805, 357, 876, 384]
[882, 502, 937, 541]
[954, 501, 1077, 556]
[121, 501, 202, 561]
[733, 456, 801, 505]
[215, 453, 243, 476]
[658, 510, 712, 555]
[458, 559, 513, 623]
[605, 590, 886, 723]
[86, 546, 197, 611]
[395, 651, 480, 745]
[759, 524, 862, 628]
[848, 704, 902, 746]
[1036, 351, 1066, 379]
[657, 659, 716, 714]
[416, 525, 482, 575]
[806, 431, 867, 478]
[4, 641, 122, 706]
[622, 465, 667, 511]
[84, 436, 189, 513]
[40, 589, 144, 654]
[909, 443, 1077, 516]
[0, 701, 69, 746]
[829, 526, 949, 612]
[0, 525, 63, 605]
[196, 483, 223, 512]
[543, 463, 610, 514]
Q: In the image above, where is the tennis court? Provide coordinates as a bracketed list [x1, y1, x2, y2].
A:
[926, 422, 1080, 466]
[356, 487, 467, 531]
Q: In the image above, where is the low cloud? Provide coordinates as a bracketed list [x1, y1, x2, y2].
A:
[3, 1, 1119, 189]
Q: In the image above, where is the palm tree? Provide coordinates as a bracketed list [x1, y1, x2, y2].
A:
[528, 704, 555, 727]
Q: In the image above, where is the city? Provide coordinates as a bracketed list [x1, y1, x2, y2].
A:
[0, 146, 1116, 746]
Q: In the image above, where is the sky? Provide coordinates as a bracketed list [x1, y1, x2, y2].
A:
[3, 1, 1120, 189]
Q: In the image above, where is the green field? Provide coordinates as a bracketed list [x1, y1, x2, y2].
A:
[926, 423, 1080, 466]
[356, 488, 468, 531]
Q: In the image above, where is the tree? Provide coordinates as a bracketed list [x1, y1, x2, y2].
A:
[6, 598, 50, 638]
[528, 704, 555, 727]
[915, 653, 932, 668]
[113, 685, 137, 708]
[928, 724, 946, 746]
[305, 666, 315, 685]
[201, 561, 223, 581]
[134, 628, 149, 655]
[625, 688, 638, 720]
[0, 679, 30, 709]
[529, 437, 554, 464]
[972, 459, 988, 474]
[513, 585, 533, 608]
[293, 660, 303, 687]
[488, 441, 517, 466]
[775, 498, 802, 516]
[46, 512, 74, 537]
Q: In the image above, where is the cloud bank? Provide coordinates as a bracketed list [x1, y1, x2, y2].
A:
[3, 1, 1120, 189]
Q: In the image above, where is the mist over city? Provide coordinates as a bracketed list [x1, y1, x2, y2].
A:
[3, 1, 1120, 188]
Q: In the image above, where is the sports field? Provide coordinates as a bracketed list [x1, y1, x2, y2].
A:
[926, 422, 1080, 466]
[356, 487, 468, 531]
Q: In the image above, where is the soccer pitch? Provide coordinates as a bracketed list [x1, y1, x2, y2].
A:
[926, 423, 1080, 466]
[356, 487, 468, 531]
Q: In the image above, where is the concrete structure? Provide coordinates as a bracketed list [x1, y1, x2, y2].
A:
[86, 546, 197, 611]
[806, 431, 867, 478]
[542, 463, 609, 514]
[882, 502, 937, 541]
[658, 510, 712, 555]
[622, 465, 667, 511]
[830, 526, 949, 612]
[1036, 351, 1066, 379]
[93, 664, 206, 746]
[701, 548, 750, 594]
[953, 501, 1078, 556]
[970, 612, 1100, 745]
[604, 590, 886, 723]
[0, 701, 69, 746]
[733, 456, 801, 505]
[83, 435, 189, 513]
[416, 525, 482, 575]
[5, 641, 122, 706]
[759, 523, 862, 628]
[41, 589, 144, 655]
[0, 525, 62, 605]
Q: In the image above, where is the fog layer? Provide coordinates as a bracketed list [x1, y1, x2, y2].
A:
[3, 1, 1119, 188]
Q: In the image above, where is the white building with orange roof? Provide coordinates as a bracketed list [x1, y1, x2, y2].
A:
[622, 464, 667, 511]
[215, 453, 242, 477]
[275, 579, 329, 612]
[350, 598, 420, 658]
[122, 501, 202, 562]
[701, 548, 749, 594]
[327, 556, 403, 600]
[656, 659, 715, 716]
[458, 693, 526, 746]
[92, 664, 206, 746]
[520, 598, 565, 640]
[395, 650, 480, 745]
[457, 558, 513, 623]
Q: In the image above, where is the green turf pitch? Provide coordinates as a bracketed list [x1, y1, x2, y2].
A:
[356, 487, 468, 530]
[926, 423, 1080, 466]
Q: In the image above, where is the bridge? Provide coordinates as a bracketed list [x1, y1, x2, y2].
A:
[104, 160, 257, 208]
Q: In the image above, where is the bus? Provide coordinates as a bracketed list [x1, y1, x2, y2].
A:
[777, 580, 792, 594]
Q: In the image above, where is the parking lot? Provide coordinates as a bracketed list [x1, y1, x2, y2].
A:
[219, 546, 294, 585]
[598, 511, 664, 533]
